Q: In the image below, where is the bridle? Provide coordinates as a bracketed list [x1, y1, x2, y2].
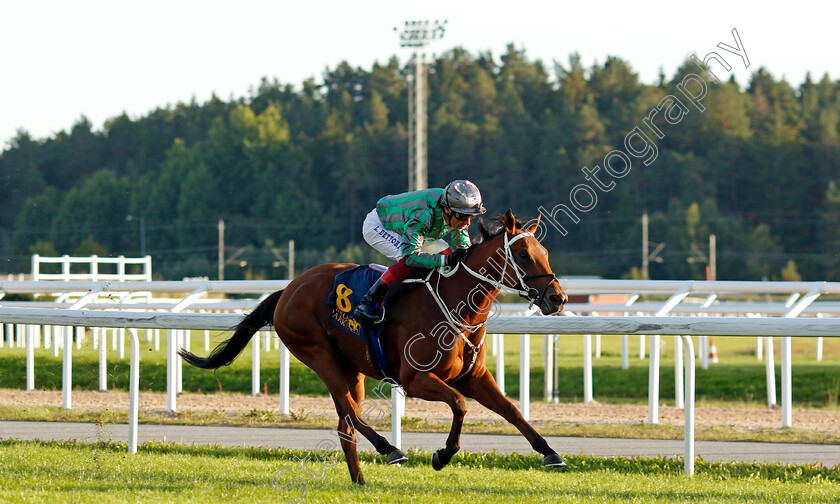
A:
[419, 230, 560, 333]
[456, 231, 560, 310]
[411, 229, 561, 381]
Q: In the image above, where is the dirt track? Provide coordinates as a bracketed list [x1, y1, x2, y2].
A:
[2, 389, 839, 433]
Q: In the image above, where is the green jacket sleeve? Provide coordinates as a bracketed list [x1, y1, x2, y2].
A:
[401, 209, 447, 268]
[451, 228, 471, 249]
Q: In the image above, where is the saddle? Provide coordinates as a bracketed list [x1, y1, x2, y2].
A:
[327, 264, 399, 383]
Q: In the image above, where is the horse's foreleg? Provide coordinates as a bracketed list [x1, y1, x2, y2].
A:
[457, 367, 566, 468]
[401, 372, 467, 470]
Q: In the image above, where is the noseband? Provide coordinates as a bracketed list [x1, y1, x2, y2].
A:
[522, 272, 561, 308]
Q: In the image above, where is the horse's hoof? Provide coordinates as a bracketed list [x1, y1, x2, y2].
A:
[431, 451, 444, 471]
[543, 453, 567, 468]
[387, 449, 408, 465]
[433, 449, 454, 471]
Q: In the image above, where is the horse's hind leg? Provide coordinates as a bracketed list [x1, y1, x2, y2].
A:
[336, 409, 364, 484]
[287, 342, 404, 478]
[457, 367, 566, 467]
[334, 371, 381, 485]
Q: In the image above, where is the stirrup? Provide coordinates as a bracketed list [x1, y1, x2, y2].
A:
[353, 303, 386, 324]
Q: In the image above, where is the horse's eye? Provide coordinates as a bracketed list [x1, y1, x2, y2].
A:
[518, 251, 529, 260]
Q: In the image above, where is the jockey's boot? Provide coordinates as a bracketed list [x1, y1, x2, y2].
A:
[353, 277, 389, 324]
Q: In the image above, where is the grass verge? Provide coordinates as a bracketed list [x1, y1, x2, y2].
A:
[0, 439, 837, 504]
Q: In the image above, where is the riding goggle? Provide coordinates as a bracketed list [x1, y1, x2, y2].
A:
[451, 211, 472, 221]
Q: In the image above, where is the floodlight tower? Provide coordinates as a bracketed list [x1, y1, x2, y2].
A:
[397, 19, 446, 191]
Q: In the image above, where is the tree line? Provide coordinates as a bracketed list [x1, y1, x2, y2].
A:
[1, 45, 838, 281]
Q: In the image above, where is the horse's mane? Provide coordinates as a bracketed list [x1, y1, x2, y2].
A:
[473, 213, 535, 246]
[474, 214, 507, 245]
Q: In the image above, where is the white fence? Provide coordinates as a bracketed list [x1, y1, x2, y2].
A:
[1, 278, 839, 475]
[556, 279, 840, 429]
[31, 255, 153, 282]
[0, 279, 292, 417]
[1, 311, 838, 475]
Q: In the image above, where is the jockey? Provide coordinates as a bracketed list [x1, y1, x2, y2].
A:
[352, 179, 487, 323]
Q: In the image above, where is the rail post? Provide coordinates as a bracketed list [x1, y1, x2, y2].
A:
[520, 333, 530, 420]
[62, 326, 72, 409]
[279, 341, 290, 415]
[681, 335, 696, 475]
[128, 328, 140, 454]
[496, 334, 505, 395]
[583, 334, 593, 404]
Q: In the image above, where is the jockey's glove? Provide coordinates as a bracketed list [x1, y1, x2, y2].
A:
[446, 248, 469, 267]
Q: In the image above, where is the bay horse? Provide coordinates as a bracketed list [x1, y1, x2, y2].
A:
[179, 210, 568, 484]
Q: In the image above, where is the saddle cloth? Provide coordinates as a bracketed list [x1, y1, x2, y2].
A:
[327, 264, 397, 383]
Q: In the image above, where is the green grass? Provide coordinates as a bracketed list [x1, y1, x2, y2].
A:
[1, 332, 838, 407]
[0, 439, 838, 503]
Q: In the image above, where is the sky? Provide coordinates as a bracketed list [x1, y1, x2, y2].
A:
[1, 0, 836, 147]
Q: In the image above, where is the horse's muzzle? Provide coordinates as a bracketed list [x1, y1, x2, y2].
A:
[540, 291, 566, 315]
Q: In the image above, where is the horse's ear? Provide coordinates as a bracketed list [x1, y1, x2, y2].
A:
[504, 209, 516, 233]
[523, 214, 541, 234]
[477, 219, 491, 240]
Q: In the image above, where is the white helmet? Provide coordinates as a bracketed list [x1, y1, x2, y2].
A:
[441, 180, 487, 215]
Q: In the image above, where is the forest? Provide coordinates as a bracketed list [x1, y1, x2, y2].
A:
[1, 45, 838, 281]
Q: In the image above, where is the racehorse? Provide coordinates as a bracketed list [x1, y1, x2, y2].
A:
[179, 210, 568, 484]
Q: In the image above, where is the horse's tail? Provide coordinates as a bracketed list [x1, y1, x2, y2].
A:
[178, 289, 284, 369]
